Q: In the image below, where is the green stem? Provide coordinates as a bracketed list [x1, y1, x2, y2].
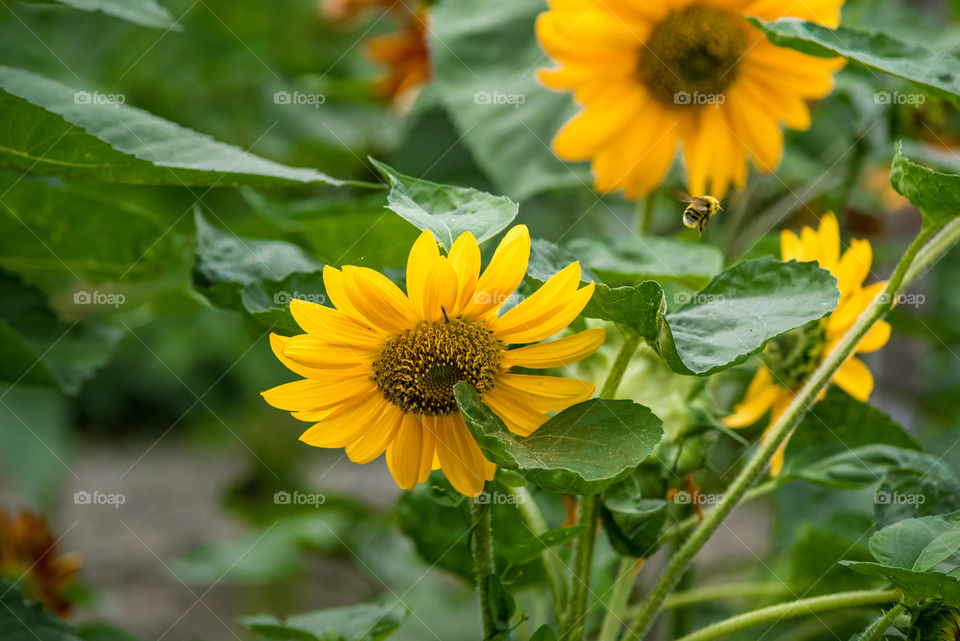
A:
[564, 494, 600, 640]
[636, 195, 655, 235]
[597, 558, 638, 641]
[903, 218, 960, 287]
[471, 483, 496, 639]
[622, 222, 948, 641]
[564, 334, 640, 640]
[509, 485, 568, 616]
[858, 603, 907, 641]
[662, 581, 791, 610]
[673, 589, 900, 641]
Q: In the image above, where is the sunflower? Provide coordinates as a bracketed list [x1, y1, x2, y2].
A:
[0, 509, 81, 619]
[722, 213, 891, 475]
[536, 0, 846, 199]
[366, 6, 431, 105]
[262, 226, 605, 496]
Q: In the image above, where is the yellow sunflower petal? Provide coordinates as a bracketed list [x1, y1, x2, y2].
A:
[828, 281, 886, 336]
[553, 85, 648, 160]
[407, 230, 440, 319]
[346, 403, 403, 464]
[387, 413, 434, 489]
[744, 0, 844, 28]
[495, 283, 595, 345]
[781, 229, 801, 262]
[448, 231, 481, 315]
[487, 262, 582, 336]
[299, 394, 390, 449]
[462, 225, 531, 319]
[261, 377, 376, 412]
[484, 386, 551, 436]
[421, 256, 460, 323]
[342, 266, 418, 334]
[835, 239, 873, 299]
[281, 335, 378, 369]
[434, 415, 488, 496]
[725, 89, 783, 173]
[269, 334, 370, 380]
[323, 266, 366, 324]
[723, 377, 781, 428]
[289, 298, 385, 347]
[817, 213, 841, 273]
[833, 357, 874, 401]
[857, 320, 891, 354]
[501, 328, 606, 369]
[495, 373, 594, 412]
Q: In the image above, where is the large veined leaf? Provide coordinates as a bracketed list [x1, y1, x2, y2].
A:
[455, 383, 663, 494]
[0, 66, 349, 188]
[750, 18, 960, 104]
[370, 159, 518, 250]
[0, 173, 185, 285]
[780, 390, 923, 489]
[0, 272, 123, 393]
[239, 602, 408, 641]
[0, 579, 81, 641]
[583, 257, 839, 375]
[23, 0, 180, 30]
[845, 511, 960, 606]
[192, 211, 325, 333]
[890, 143, 960, 227]
[568, 236, 723, 289]
[429, 0, 591, 201]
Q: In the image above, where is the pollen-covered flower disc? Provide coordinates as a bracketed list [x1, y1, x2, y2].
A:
[537, 0, 846, 199]
[723, 213, 891, 475]
[263, 226, 605, 496]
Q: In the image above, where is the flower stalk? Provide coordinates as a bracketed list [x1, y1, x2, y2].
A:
[470, 482, 496, 638]
[622, 220, 953, 640]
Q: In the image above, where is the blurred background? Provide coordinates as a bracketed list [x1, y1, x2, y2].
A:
[2, 0, 960, 639]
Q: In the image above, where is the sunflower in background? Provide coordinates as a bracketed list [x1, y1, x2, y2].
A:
[263, 226, 605, 496]
[537, 0, 846, 199]
[723, 213, 891, 475]
[0, 509, 81, 619]
[321, 0, 431, 107]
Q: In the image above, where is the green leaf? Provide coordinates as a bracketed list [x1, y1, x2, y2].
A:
[780, 390, 922, 488]
[74, 623, 142, 641]
[529, 625, 558, 641]
[0, 66, 348, 188]
[526, 239, 597, 283]
[567, 236, 724, 288]
[192, 211, 325, 333]
[890, 142, 960, 227]
[583, 257, 839, 375]
[455, 383, 663, 494]
[500, 525, 586, 565]
[0, 579, 81, 641]
[749, 18, 960, 104]
[0, 272, 123, 393]
[601, 493, 669, 558]
[369, 159, 518, 250]
[845, 511, 960, 606]
[875, 466, 960, 527]
[27, 0, 180, 30]
[0, 173, 185, 286]
[429, 0, 591, 200]
[239, 602, 408, 641]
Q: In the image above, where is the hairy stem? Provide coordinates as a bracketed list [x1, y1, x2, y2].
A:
[674, 589, 901, 641]
[597, 558, 640, 641]
[470, 484, 496, 639]
[858, 603, 907, 641]
[663, 581, 792, 610]
[622, 222, 948, 641]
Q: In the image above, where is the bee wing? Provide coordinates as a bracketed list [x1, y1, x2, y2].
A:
[690, 200, 710, 213]
[671, 187, 693, 203]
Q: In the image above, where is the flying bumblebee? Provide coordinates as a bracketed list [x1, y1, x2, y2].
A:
[672, 189, 722, 238]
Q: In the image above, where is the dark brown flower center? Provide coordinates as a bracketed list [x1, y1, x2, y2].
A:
[373, 319, 504, 415]
[638, 5, 748, 107]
